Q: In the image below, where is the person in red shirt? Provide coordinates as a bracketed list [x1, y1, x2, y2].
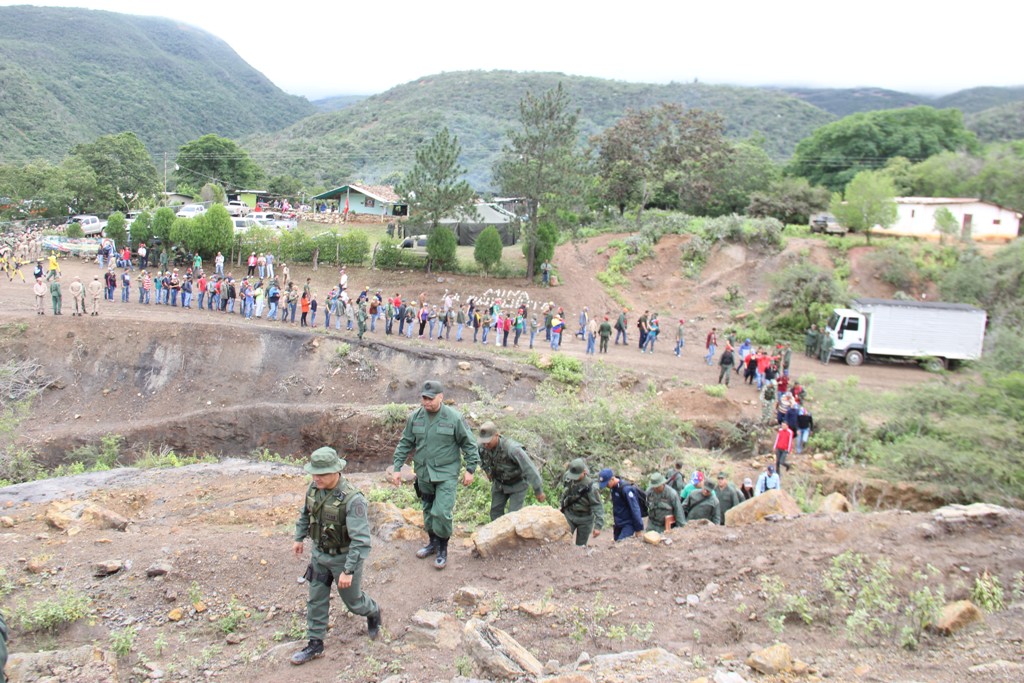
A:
[773, 423, 795, 474]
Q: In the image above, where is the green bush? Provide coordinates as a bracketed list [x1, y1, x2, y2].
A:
[129, 211, 153, 245]
[105, 211, 127, 247]
[338, 230, 370, 265]
[549, 355, 584, 386]
[13, 589, 93, 633]
[474, 226, 504, 273]
[426, 226, 457, 270]
[374, 238, 427, 270]
[65, 222, 84, 238]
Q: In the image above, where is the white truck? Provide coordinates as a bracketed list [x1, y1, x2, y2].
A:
[826, 298, 986, 370]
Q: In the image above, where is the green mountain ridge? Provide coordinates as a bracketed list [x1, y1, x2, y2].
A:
[0, 5, 316, 163]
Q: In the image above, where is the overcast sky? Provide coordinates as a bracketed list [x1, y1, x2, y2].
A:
[5, 1, 1021, 99]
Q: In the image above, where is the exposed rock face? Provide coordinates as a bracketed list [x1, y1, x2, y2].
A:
[725, 490, 802, 526]
[401, 610, 462, 650]
[45, 500, 129, 531]
[932, 503, 1013, 528]
[463, 618, 544, 680]
[369, 501, 427, 543]
[934, 600, 984, 635]
[5, 645, 120, 682]
[746, 642, 793, 675]
[471, 506, 569, 558]
[816, 492, 852, 513]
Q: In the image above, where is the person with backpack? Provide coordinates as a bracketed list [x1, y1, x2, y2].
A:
[598, 468, 646, 541]
[645, 472, 685, 533]
[476, 421, 546, 521]
[756, 465, 781, 495]
[560, 459, 604, 546]
[664, 462, 686, 495]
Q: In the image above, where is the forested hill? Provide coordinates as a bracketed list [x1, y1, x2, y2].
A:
[0, 6, 315, 163]
[246, 70, 837, 190]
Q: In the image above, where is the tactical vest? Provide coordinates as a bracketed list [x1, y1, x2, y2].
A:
[484, 439, 523, 485]
[560, 478, 595, 516]
[306, 482, 357, 553]
[649, 490, 675, 523]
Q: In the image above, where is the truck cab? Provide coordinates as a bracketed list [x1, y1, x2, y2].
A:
[826, 308, 867, 366]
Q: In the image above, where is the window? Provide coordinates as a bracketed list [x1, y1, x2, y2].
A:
[994, 219, 1001, 225]
[844, 317, 860, 332]
[364, 197, 375, 208]
[911, 209, 915, 218]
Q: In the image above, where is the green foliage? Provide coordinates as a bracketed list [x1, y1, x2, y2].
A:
[217, 597, 250, 634]
[71, 132, 160, 211]
[12, 589, 93, 633]
[426, 226, 458, 271]
[865, 245, 920, 291]
[134, 447, 216, 469]
[64, 221, 84, 238]
[971, 571, 1006, 612]
[334, 342, 352, 359]
[175, 135, 265, 191]
[202, 204, 234, 256]
[374, 237, 427, 270]
[703, 384, 727, 398]
[747, 176, 832, 224]
[548, 355, 584, 386]
[0, 446, 42, 485]
[760, 575, 816, 634]
[337, 230, 371, 265]
[788, 106, 978, 191]
[67, 434, 124, 470]
[933, 206, 960, 243]
[830, 170, 898, 244]
[200, 183, 226, 204]
[379, 403, 410, 429]
[109, 625, 139, 658]
[769, 260, 846, 334]
[105, 211, 127, 247]
[397, 127, 477, 230]
[473, 226, 504, 273]
[152, 207, 176, 243]
[130, 210, 153, 245]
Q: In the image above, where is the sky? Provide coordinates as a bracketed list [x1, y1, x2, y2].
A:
[4, 1, 1022, 99]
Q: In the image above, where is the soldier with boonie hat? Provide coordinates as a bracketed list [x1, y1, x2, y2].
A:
[559, 458, 604, 546]
[646, 471, 685, 533]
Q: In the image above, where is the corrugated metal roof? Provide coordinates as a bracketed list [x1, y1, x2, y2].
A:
[311, 184, 400, 203]
[853, 298, 985, 313]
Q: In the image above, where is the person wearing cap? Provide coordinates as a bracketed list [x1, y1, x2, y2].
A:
[70, 276, 85, 316]
[598, 468, 645, 541]
[740, 477, 756, 500]
[87, 275, 103, 315]
[680, 470, 704, 501]
[292, 447, 382, 665]
[476, 421, 546, 521]
[390, 380, 479, 570]
[683, 475, 721, 524]
[664, 462, 687, 494]
[755, 465, 781, 495]
[646, 472, 685, 533]
[714, 473, 743, 525]
[559, 458, 604, 546]
[598, 315, 612, 353]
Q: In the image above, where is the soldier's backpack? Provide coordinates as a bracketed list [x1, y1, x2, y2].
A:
[624, 482, 649, 518]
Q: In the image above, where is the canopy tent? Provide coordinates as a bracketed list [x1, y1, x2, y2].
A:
[439, 203, 519, 246]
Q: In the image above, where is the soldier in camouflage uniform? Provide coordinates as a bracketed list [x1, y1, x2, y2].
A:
[391, 380, 479, 570]
[356, 300, 368, 340]
[683, 481, 721, 525]
[713, 472, 744, 525]
[805, 324, 819, 357]
[477, 421, 546, 520]
[559, 458, 605, 546]
[291, 447, 382, 665]
[645, 472, 685, 533]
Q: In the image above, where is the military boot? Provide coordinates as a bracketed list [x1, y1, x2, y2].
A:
[290, 638, 324, 665]
[416, 532, 438, 559]
[367, 607, 383, 640]
[434, 537, 449, 570]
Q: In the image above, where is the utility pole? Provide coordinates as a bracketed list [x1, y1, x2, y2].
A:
[163, 152, 168, 194]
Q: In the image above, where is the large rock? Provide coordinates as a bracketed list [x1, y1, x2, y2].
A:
[745, 642, 793, 675]
[589, 648, 688, 677]
[816, 492, 852, 514]
[401, 610, 462, 650]
[933, 503, 1012, 528]
[5, 645, 120, 682]
[463, 618, 544, 679]
[725, 490, 802, 526]
[471, 506, 569, 558]
[935, 600, 984, 635]
[44, 500, 129, 531]
[369, 501, 427, 542]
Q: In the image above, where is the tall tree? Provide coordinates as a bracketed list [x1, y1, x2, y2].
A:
[747, 176, 831, 225]
[175, 135, 265, 191]
[655, 106, 734, 215]
[473, 226, 504, 275]
[71, 132, 160, 211]
[396, 127, 476, 230]
[789, 106, 978, 191]
[493, 83, 585, 279]
[933, 206, 960, 244]
[830, 170, 899, 244]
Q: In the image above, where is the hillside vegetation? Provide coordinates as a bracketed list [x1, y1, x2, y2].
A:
[0, 6, 315, 163]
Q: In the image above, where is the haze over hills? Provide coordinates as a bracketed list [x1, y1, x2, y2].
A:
[3, 6, 1024, 191]
[0, 5, 315, 163]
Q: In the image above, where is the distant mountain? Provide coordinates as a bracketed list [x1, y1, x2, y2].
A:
[312, 95, 369, 112]
[248, 70, 837, 190]
[0, 6, 316, 163]
[775, 87, 931, 117]
[966, 101, 1024, 143]
[935, 86, 1024, 114]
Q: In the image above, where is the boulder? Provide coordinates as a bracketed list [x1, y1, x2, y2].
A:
[816, 492, 852, 514]
[5, 645, 120, 682]
[933, 503, 1012, 528]
[518, 599, 556, 618]
[590, 648, 688, 676]
[471, 506, 569, 558]
[934, 600, 984, 635]
[146, 562, 173, 577]
[463, 618, 544, 679]
[369, 501, 426, 542]
[45, 500, 129, 531]
[643, 531, 662, 545]
[454, 586, 487, 607]
[725, 490, 802, 526]
[92, 560, 124, 577]
[746, 642, 793, 675]
[402, 610, 462, 650]
[0, 515, 14, 527]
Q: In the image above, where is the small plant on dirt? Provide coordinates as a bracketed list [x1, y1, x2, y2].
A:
[13, 589, 93, 633]
[217, 597, 249, 634]
[900, 571, 945, 650]
[380, 403, 409, 429]
[548, 355, 584, 386]
[491, 593, 507, 619]
[760, 574, 816, 635]
[109, 625, 138, 658]
[0, 567, 14, 599]
[335, 342, 352, 359]
[628, 621, 654, 642]
[153, 632, 168, 657]
[606, 624, 627, 641]
[455, 654, 473, 677]
[566, 592, 617, 644]
[703, 384, 727, 398]
[1013, 571, 1024, 601]
[0, 446, 42, 485]
[187, 581, 204, 607]
[692, 654, 706, 669]
[135, 446, 215, 469]
[366, 484, 419, 509]
[971, 571, 1005, 612]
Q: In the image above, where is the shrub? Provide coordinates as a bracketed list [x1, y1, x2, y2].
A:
[338, 230, 370, 265]
[474, 226, 504, 274]
[703, 384, 727, 398]
[105, 211, 127, 247]
[971, 571, 1005, 612]
[426, 226, 458, 270]
[109, 625, 138, 658]
[13, 589, 93, 633]
[65, 222, 84, 238]
[549, 355, 584, 386]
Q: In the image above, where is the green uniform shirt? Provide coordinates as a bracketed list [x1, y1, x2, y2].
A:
[598, 321, 612, 339]
[393, 404, 479, 481]
[560, 474, 605, 530]
[295, 479, 371, 575]
[479, 436, 543, 494]
[683, 489, 721, 524]
[646, 485, 685, 529]
[715, 483, 744, 524]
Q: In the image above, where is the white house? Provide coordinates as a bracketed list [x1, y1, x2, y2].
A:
[874, 197, 1021, 242]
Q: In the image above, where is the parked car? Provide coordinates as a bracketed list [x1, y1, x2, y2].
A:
[227, 200, 250, 217]
[810, 212, 847, 235]
[176, 204, 206, 218]
[252, 211, 298, 230]
[399, 234, 428, 252]
[232, 217, 259, 235]
[66, 214, 106, 236]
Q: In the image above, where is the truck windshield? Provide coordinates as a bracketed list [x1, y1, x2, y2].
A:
[827, 312, 840, 331]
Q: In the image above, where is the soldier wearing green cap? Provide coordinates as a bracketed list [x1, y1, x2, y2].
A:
[291, 447, 382, 665]
[477, 421, 546, 521]
[559, 458, 604, 546]
[390, 380, 479, 570]
[646, 472, 685, 533]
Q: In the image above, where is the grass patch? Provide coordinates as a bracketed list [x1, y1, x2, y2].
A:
[11, 589, 93, 633]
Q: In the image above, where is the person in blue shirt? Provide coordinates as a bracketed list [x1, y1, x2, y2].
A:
[756, 465, 781, 495]
[598, 468, 644, 541]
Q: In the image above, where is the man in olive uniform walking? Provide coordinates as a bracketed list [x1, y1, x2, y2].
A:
[356, 300, 368, 340]
[477, 421, 546, 520]
[391, 380, 478, 570]
[49, 275, 63, 315]
[713, 472, 743, 525]
[819, 331, 834, 365]
[645, 472, 685, 533]
[683, 480, 721, 524]
[805, 324, 819, 357]
[292, 447, 382, 665]
[559, 458, 604, 546]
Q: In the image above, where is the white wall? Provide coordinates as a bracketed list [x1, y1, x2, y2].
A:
[877, 200, 1021, 242]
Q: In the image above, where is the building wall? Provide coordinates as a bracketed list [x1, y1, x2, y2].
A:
[346, 191, 388, 217]
[876, 201, 1020, 242]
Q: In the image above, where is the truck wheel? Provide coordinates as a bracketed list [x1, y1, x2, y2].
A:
[845, 350, 864, 367]
[922, 357, 947, 372]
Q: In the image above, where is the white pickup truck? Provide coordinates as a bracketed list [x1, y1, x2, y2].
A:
[67, 214, 107, 236]
[227, 200, 250, 217]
